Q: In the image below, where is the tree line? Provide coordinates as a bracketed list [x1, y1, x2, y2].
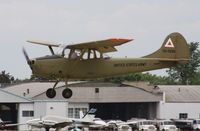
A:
[1, 42, 200, 85]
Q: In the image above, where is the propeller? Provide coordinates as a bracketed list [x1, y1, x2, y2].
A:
[22, 47, 30, 65]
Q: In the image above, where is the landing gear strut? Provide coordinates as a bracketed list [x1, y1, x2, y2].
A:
[62, 80, 73, 99]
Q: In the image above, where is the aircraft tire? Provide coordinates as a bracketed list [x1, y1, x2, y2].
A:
[46, 88, 56, 98]
[62, 88, 73, 99]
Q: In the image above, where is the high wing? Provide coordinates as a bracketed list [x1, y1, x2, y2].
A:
[27, 38, 133, 54]
[2, 123, 25, 127]
[66, 38, 133, 53]
[0, 123, 25, 129]
[27, 40, 61, 55]
[26, 116, 73, 129]
[27, 40, 60, 47]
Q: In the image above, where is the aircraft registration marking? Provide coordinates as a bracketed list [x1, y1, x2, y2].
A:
[114, 63, 147, 67]
[162, 49, 176, 53]
[165, 38, 174, 48]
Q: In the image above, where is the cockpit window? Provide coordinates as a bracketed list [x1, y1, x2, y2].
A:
[60, 47, 110, 60]
[164, 121, 174, 125]
[63, 48, 71, 58]
[143, 121, 153, 125]
[56, 45, 67, 56]
[70, 49, 81, 59]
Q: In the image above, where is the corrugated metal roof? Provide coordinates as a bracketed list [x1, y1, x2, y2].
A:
[33, 86, 163, 103]
[3, 81, 117, 98]
[3, 82, 65, 98]
[8, 82, 200, 103]
[158, 85, 200, 102]
[0, 88, 32, 103]
[122, 82, 157, 93]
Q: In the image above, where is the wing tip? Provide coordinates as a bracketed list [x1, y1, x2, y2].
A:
[111, 38, 133, 42]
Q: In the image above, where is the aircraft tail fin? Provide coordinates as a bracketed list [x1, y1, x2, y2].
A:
[79, 110, 84, 119]
[144, 32, 190, 64]
[80, 108, 97, 121]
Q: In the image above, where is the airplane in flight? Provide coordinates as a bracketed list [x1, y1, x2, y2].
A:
[23, 32, 190, 99]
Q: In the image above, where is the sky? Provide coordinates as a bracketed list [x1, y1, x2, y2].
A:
[0, 0, 200, 79]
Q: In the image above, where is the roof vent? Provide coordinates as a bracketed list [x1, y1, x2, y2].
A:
[27, 89, 30, 94]
[153, 85, 159, 89]
[95, 88, 99, 93]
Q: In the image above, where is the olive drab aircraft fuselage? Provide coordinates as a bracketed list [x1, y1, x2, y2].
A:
[23, 32, 190, 99]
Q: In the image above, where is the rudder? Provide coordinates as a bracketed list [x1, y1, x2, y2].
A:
[144, 32, 190, 63]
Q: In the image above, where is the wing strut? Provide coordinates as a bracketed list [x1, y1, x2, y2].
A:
[48, 46, 55, 55]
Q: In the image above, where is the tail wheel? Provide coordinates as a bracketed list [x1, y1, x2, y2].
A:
[62, 88, 73, 99]
[46, 88, 56, 98]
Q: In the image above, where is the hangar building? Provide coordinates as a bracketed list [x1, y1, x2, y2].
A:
[1, 82, 200, 130]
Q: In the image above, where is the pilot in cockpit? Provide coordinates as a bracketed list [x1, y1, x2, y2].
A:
[71, 51, 78, 59]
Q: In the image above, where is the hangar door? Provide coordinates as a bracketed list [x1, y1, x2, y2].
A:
[90, 102, 156, 121]
[0, 103, 18, 130]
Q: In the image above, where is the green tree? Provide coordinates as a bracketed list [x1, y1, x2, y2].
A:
[190, 71, 200, 84]
[0, 70, 14, 83]
[30, 74, 50, 81]
[102, 72, 170, 85]
[166, 42, 200, 85]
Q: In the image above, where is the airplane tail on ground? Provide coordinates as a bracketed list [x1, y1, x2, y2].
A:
[79, 108, 97, 121]
[144, 32, 190, 64]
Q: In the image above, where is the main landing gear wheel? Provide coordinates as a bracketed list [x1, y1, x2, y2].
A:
[46, 88, 56, 98]
[62, 88, 73, 99]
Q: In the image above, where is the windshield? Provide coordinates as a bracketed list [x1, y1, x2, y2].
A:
[56, 46, 109, 60]
[56, 45, 67, 55]
[164, 121, 174, 125]
[194, 120, 200, 124]
[94, 118, 102, 121]
[143, 121, 153, 125]
[61, 47, 81, 59]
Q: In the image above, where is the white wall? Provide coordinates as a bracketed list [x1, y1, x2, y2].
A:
[18, 103, 34, 130]
[157, 102, 200, 119]
[34, 101, 46, 118]
[46, 101, 68, 117]
[34, 101, 68, 117]
[18, 101, 68, 130]
[68, 103, 89, 109]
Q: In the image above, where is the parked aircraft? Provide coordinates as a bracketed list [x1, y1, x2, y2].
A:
[0, 118, 25, 129]
[0, 118, 10, 127]
[26, 108, 104, 131]
[23, 32, 189, 99]
[26, 115, 73, 131]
